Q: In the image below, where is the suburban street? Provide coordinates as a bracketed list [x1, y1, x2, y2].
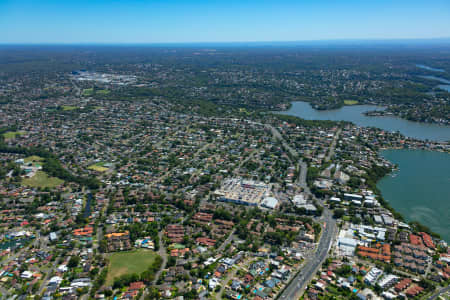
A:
[152, 230, 167, 285]
[325, 128, 341, 162]
[217, 228, 236, 253]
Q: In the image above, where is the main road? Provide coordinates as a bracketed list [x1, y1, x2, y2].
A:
[279, 209, 336, 299]
[265, 123, 338, 300]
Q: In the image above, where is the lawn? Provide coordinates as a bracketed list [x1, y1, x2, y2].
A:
[2, 131, 26, 139]
[96, 89, 110, 95]
[82, 88, 109, 96]
[106, 249, 159, 286]
[22, 171, 64, 188]
[344, 100, 359, 105]
[24, 155, 44, 163]
[88, 162, 109, 172]
[61, 105, 78, 111]
[82, 88, 94, 96]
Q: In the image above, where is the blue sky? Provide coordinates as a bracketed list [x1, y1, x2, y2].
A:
[1, 0, 450, 44]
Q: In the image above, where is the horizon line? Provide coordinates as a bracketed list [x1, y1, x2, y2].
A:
[1, 37, 450, 46]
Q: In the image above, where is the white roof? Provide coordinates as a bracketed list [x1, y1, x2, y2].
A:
[338, 237, 358, 247]
[21, 271, 33, 278]
[262, 197, 278, 209]
[330, 197, 341, 202]
[293, 194, 307, 204]
[49, 276, 62, 284]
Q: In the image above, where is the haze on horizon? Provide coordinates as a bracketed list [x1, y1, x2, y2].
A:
[1, 0, 450, 44]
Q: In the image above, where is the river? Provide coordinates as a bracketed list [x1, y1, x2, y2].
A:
[416, 64, 445, 72]
[278, 101, 450, 142]
[419, 75, 450, 92]
[416, 64, 450, 92]
[377, 149, 450, 243]
[84, 193, 93, 218]
[280, 101, 450, 242]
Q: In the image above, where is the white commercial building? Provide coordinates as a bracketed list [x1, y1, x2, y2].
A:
[261, 197, 279, 209]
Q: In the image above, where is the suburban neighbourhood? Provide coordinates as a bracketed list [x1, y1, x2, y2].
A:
[0, 46, 449, 300]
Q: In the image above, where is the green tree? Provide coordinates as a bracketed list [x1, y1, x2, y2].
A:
[68, 256, 80, 268]
[333, 209, 345, 219]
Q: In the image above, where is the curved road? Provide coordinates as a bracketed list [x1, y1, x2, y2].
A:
[428, 285, 450, 300]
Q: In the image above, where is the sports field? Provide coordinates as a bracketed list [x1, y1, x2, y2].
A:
[22, 171, 64, 188]
[62, 105, 78, 111]
[82, 88, 94, 96]
[106, 249, 159, 285]
[88, 162, 109, 172]
[2, 131, 26, 139]
[82, 88, 110, 96]
[96, 89, 110, 95]
[344, 100, 359, 105]
[24, 155, 44, 163]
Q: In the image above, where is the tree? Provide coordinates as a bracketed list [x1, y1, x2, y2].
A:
[146, 288, 160, 299]
[333, 209, 345, 219]
[384, 264, 393, 274]
[99, 239, 107, 253]
[67, 256, 80, 268]
[167, 256, 176, 267]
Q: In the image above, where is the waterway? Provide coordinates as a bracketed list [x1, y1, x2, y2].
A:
[416, 64, 445, 72]
[83, 193, 93, 218]
[377, 149, 450, 242]
[419, 75, 450, 92]
[278, 101, 450, 142]
[416, 63, 450, 92]
[280, 101, 450, 242]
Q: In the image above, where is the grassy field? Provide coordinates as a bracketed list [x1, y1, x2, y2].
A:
[82, 88, 109, 96]
[2, 131, 26, 139]
[82, 88, 94, 96]
[62, 105, 78, 111]
[106, 249, 159, 286]
[344, 100, 359, 105]
[22, 171, 64, 188]
[96, 89, 110, 95]
[88, 162, 109, 172]
[24, 155, 44, 163]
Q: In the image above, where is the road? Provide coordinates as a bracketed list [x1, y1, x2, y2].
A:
[297, 160, 308, 190]
[70, 79, 82, 97]
[138, 231, 168, 300]
[38, 249, 59, 295]
[152, 230, 168, 285]
[266, 124, 298, 159]
[0, 234, 46, 297]
[278, 209, 336, 300]
[325, 128, 341, 162]
[150, 140, 213, 188]
[0, 285, 9, 297]
[234, 150, 257, 175]
[217, 228, 236, 253]
[266, 124, 338, 300]
[428, 285, 450, 300]
[216, 267, 238, 300]
[266, 124, 308, 190]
